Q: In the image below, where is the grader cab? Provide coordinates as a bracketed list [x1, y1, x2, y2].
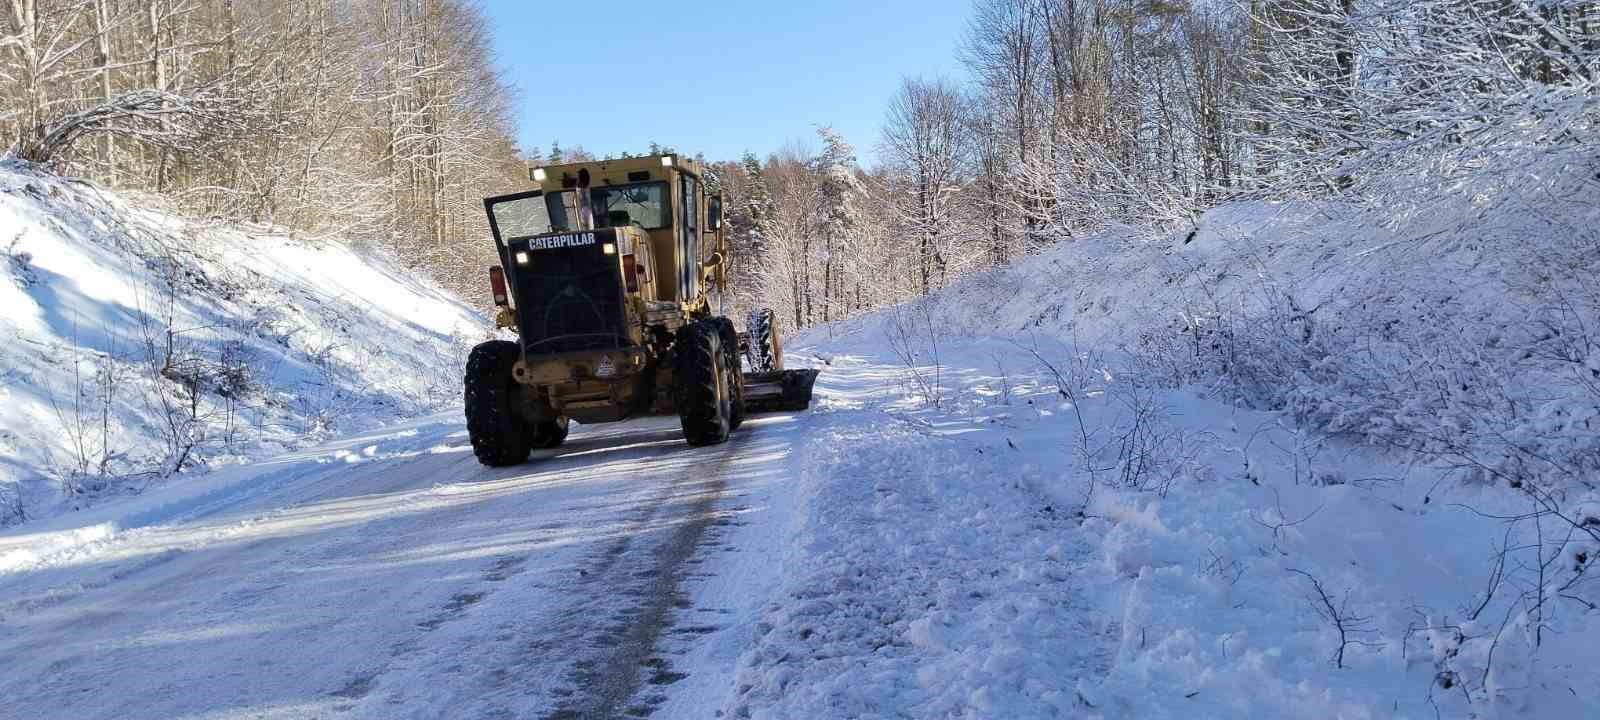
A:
[465, 153, 818, 466]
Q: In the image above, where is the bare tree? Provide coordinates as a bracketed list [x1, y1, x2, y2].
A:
[962, 0, 1046, 245]
[880, 77, 969, 294]
[0, 0, 526, 305]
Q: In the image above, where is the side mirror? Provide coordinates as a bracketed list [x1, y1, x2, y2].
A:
[708, 195, 724, 231]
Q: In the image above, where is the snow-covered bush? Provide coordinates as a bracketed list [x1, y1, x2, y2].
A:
[1193, 197, 1600, 498]
[1153, 183, 1600, 708]
[1245, 0, 1600, 215]
[884, 300, 945, 408]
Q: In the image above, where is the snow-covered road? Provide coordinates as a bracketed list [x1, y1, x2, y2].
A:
[12, 327, 1590, 720]
[0, 412, 800, 720]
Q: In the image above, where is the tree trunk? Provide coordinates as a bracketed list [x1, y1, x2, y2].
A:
[147, 0, 170, 191]
[8, 0, 41, 152]
[93, 0, 116, 181]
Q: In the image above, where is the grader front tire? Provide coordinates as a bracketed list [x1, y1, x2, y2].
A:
[713, 317, 746, 431]
[677, 321, 733, 447]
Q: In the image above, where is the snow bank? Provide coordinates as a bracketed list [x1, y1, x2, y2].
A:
[727, 193, 1600, 717]
[726, 334, 1596, 718]
[721, 351, 1111, 719]
[0, 161, 487, 531]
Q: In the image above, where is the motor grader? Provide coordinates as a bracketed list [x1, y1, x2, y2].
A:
[465, 153, 817, 466]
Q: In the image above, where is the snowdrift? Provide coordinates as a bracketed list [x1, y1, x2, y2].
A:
[0, 161, 487, 529]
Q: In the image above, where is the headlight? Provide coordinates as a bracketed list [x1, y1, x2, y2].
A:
[660, 156, 674, 167]
[516, 251, 529, 265]
[532, 167, 547, 181]
[602, 243, 616, 255]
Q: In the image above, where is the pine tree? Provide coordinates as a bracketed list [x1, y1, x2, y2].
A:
[812, 127, 862, 323]
[741, 151, 773, 256]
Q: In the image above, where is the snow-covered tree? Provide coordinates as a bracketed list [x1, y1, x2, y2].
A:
[1240, 0, 1600, 218]
[811, 127, 864, 322]
[740, 151, 773, 252]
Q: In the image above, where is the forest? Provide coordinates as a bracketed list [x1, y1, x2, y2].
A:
[713, 0, 1597, 330]
[2, 0, 525, 297]
[5, 0, 1597, 321]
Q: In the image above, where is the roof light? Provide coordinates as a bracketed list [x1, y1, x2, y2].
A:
[532, 167, 547, 181]
[660, 156, 674, 167]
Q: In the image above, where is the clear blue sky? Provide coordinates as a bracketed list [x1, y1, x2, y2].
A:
[480, 0, 972, 167]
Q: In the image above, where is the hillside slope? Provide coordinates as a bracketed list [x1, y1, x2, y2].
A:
[0, 161, 487, 528]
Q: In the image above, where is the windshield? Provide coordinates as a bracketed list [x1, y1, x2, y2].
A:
[541, 182, 669, 233]
[490, 182, 670, 240]
[591, 182, 669, 229]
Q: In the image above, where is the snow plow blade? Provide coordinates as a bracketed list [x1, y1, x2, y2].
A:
[742, 368, 820, 412]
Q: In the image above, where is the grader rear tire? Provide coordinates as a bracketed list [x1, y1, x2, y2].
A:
[464, 340, 533, 467]
[677, 321, 732, 447]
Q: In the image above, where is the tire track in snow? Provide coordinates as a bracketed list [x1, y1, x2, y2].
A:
[535, 428, 747, 719]
[311, 425, 699, 713]
[537, 432, 742, 720]
[324, 421, 744, 719]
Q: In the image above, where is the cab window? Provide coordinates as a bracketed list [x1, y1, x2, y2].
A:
[539, 182, 670, 232]
[592, 182, 669, 229]
[679, 175, 700, 299]
[489, 193, 554, 241]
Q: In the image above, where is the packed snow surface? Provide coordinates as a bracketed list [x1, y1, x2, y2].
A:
[724, 332, 1596, 718]
[0, 412, 803, 719]
[715, 198, 1599, 718]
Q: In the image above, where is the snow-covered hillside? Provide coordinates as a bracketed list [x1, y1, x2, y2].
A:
[0, 161, 488, 529]
[725, 198, 1600, 718]
[917, 195, 1600, 486]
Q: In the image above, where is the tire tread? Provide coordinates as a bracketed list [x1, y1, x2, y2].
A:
[464, 340, 533, 466]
